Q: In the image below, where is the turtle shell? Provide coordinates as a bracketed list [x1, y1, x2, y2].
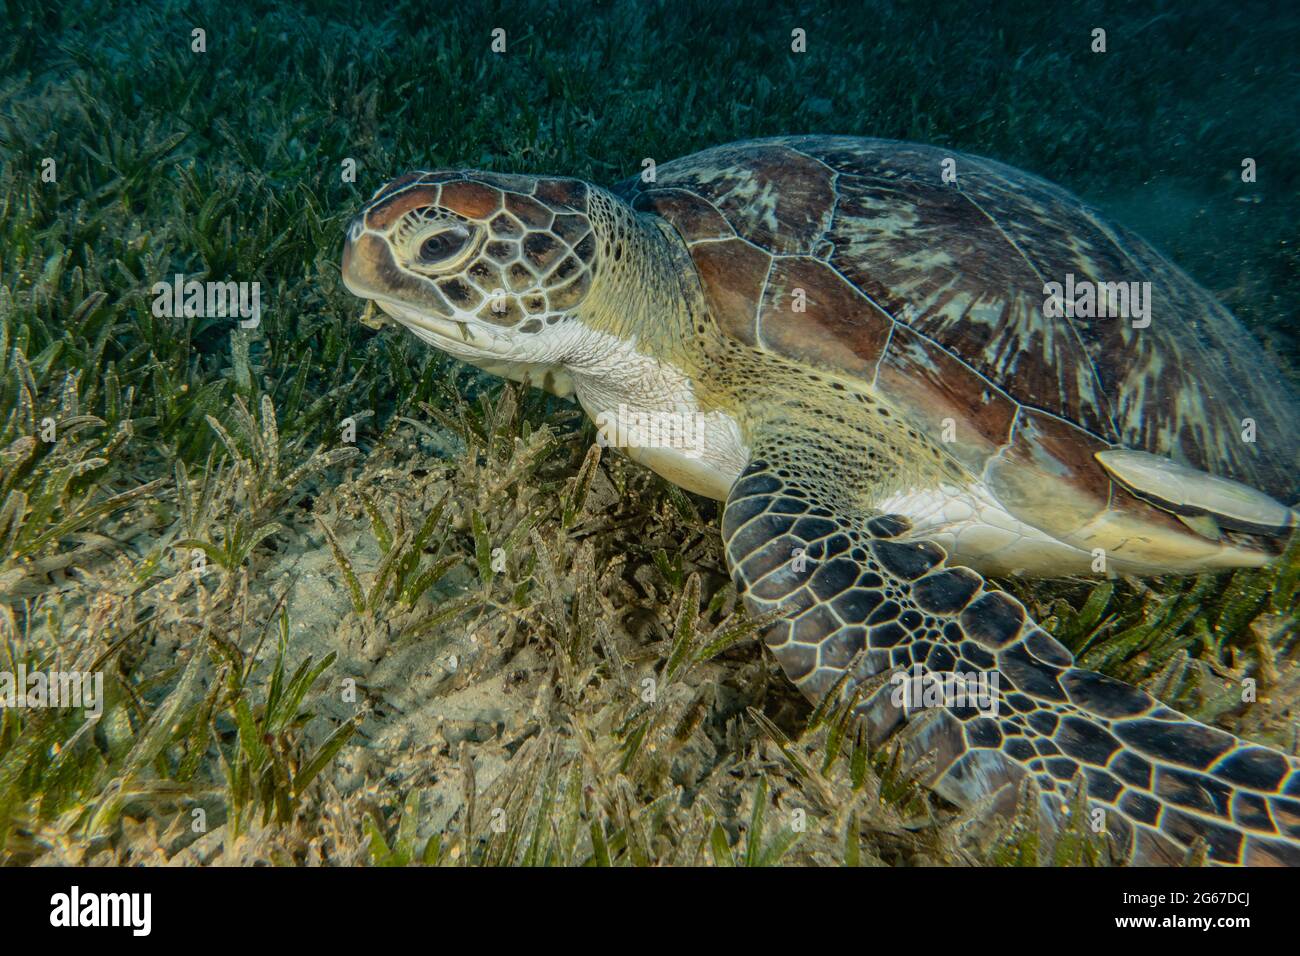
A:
[616, 136, 1299, 553]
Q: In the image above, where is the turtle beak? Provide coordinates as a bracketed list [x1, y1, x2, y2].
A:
[340, 220, 423, 305]
[339, 217, 511, 355]
[340, 215, 370, 299]
[340, 215, 455, 321]
[339, 211, 517, 359]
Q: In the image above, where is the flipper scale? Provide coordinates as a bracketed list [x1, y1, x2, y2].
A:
[723, 452, 1300, 865]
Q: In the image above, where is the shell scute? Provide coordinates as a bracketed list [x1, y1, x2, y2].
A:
[757, 257, 891, 378]
[874, 324, 1019, 474]
[646, 143, 836, 255]
[630, 188, 733, 242]
[686, 237, 769, 348]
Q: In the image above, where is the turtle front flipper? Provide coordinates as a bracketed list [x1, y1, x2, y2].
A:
[723, 451, 1300, 866]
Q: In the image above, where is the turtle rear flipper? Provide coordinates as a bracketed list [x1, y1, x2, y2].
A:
[723, 446, 1300, 866]
[1096, 448, 1298, 538]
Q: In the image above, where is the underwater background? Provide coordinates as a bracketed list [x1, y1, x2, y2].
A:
[0, 0, 1297, 865]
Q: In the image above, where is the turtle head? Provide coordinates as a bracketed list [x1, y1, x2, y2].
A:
[342, 171, 601, 359]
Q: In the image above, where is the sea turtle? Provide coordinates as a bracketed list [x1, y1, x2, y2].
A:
[341, 136, 1300, 866]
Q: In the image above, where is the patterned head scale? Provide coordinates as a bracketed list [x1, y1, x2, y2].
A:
[342, 171, 598, 331]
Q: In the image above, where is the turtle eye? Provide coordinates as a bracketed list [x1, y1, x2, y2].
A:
[414, 225, 472, 267]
